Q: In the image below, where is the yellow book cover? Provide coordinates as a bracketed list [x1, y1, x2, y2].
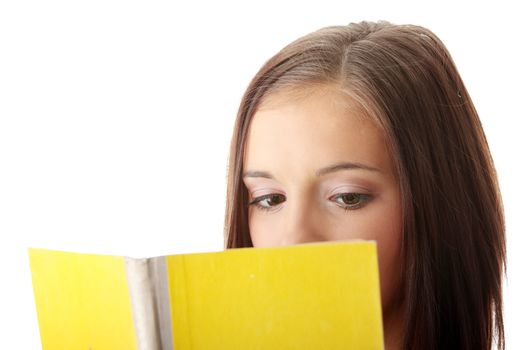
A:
[28, 240, 384, 350]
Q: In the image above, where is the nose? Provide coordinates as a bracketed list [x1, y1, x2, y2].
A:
[277, 198, 326, 246]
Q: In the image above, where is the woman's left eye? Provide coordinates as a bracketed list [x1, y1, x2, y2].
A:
[330, 193, 371, 211]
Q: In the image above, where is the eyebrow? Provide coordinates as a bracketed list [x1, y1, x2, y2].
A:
[242, 161, 382, 179]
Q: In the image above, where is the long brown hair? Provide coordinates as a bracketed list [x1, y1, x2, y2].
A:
[223, 20, 506, 349]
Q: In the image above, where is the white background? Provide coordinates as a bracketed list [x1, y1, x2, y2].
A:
[1, 0, 523, 348]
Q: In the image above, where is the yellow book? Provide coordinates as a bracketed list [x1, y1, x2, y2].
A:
[28, 240, 384, 350]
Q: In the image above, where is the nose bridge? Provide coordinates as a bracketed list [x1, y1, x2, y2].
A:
[279, 190, 324, 246]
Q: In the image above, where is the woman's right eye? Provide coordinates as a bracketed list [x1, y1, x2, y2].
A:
[248, 194, 286, 211]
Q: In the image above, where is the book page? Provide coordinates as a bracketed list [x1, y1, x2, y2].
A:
[28, 249, 137, 350]
[166, 240, 384, 349]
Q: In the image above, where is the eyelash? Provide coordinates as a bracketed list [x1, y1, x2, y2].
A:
[247, 193, 371, 212]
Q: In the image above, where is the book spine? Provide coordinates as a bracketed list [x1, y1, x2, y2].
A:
[125, 257, 174, 350]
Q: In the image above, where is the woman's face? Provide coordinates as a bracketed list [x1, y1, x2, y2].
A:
[242, 87, 403, 312]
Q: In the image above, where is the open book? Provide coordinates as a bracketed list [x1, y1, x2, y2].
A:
[28, 240, 384, 349]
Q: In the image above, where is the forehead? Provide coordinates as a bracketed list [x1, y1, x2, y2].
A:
[243, 87, 393, 178]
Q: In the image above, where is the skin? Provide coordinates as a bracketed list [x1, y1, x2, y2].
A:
[242, 86, 404, 349]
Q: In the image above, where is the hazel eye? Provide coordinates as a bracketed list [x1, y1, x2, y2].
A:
[331, 193, 371, 210]
[249, 194, 286, 211]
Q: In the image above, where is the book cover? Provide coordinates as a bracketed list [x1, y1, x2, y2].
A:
[28, 240, 384, 349]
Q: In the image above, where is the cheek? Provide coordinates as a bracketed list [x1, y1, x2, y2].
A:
[376, 220, 403, 312]
[247, 207, 277, 247]
[332, 193, 403, 311]
[369, 197, 404, 311]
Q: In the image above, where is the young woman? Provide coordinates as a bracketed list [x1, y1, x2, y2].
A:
[223, 20, 506, 350]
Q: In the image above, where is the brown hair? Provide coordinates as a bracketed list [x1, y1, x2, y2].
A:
[223, 20, 506, 349]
